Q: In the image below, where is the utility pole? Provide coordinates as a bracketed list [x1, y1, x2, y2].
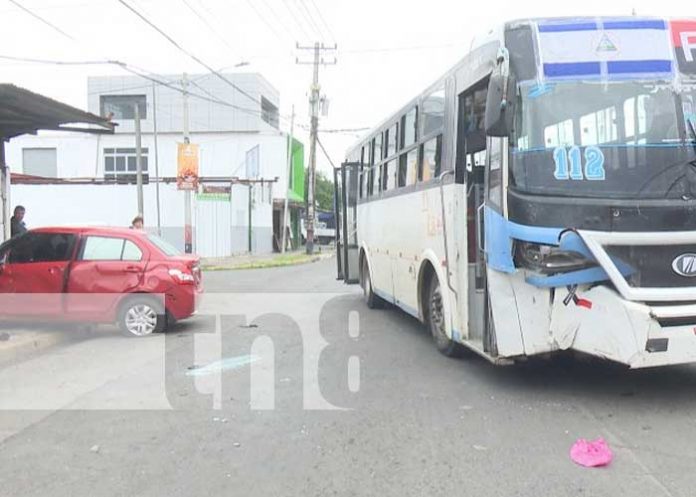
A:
[182, 72, 192, 253]
[134, 103, 144, 217]
[296, 42, 337, 254]
[152, 81, 162, 236]
[281, 105, 295, 253]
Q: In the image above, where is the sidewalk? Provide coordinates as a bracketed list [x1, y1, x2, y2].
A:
[200, 247, 334, 271]
[0, 324, 94, 368]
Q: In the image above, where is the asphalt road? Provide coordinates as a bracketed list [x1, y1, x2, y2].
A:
[2, 257, 696, 496]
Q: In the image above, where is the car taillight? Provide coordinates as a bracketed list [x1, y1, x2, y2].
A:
[169, 268, 195, 284]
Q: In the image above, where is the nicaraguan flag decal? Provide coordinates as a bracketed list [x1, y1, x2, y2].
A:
[537, 19, 674, 80]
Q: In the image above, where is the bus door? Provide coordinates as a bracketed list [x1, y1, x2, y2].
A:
[458, 83, 489, 341]
[334, 162, 360, 284]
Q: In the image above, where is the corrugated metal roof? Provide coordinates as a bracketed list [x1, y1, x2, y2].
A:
[0, 84, 115, 139]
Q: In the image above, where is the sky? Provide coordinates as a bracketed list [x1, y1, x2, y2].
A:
[0, 0, 691, 176]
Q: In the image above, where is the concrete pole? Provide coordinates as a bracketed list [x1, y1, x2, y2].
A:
[182, 73, 193, 253]
[281, 105, 295, 253]
[152, 81, 162, 236]
[134, 103, 144, 217]
[306, 42, 320, 255]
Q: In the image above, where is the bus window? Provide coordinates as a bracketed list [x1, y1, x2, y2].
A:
[624, 95, 648, 144]
[374, 132, 383, 162]
[406, 148, 418, 186]
[421, 135, 442, 181]
[373, 164, 381, 194]
[387, 159, 398, 190]
[580, 106, 617, 146]
[401, 107, 418, 149]
[544, 119, 574, 148]
[487, 137, 502, 209]
[422, 87, 445, 136]
[398, 154, 407, 187]
[385, 123, 399, 158]
[367, 167, 373, 197]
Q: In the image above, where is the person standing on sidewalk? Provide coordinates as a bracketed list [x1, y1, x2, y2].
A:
[10, 205, 27, 237]
[131, 215, 144, 230]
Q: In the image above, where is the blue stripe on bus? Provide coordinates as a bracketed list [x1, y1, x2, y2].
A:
[602, 20, 666, 30]
[538, 22, 598, 33]
[543, 62, 601, 77]
[607, 59, 672, 74]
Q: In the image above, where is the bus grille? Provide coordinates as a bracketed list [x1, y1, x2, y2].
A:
[605, 244, 696, 288]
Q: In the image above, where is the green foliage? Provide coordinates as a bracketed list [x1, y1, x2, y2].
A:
[305, 169, 334, 211]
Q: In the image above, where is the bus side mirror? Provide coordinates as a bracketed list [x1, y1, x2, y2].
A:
[485, 73, 516, 137]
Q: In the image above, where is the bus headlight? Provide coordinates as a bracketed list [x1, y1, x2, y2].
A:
[514, 241, 595, 274]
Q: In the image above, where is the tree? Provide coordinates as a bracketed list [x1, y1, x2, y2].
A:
[305, 169, 334, 212]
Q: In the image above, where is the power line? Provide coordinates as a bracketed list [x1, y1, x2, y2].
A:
[242, 0, 286, 43]
[179, 0, 239, 56]
[316, 136, 337, 169]
[258, 0, 296, 41]
[296, 0, 324, 41]
[7, 0, 75, 40]
[280, 0, 312, 42]
[115, 0, 261, 108]
[307, 0, 336, 44]
[0, 54, 110, 65]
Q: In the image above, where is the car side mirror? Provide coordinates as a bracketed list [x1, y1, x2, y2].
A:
[485, 72, 517, 137]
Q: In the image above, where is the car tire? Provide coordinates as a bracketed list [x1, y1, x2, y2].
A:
[426, 276, 465, 357]
[118, 295, 167, 338]
[361, 257, 384, 309]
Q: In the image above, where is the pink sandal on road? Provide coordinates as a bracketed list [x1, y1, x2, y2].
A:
[570, 438, 613, 467]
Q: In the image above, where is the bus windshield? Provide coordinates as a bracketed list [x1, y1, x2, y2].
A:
[511, 81, 696, 199]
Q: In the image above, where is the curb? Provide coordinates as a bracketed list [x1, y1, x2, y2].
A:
[0, 327, 87, 368]
[202, 252, 334, 271]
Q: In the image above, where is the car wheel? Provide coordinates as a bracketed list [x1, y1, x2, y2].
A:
[118, 296, 166, 337]
[361, 257, 383, 309]
[426, 276, 465, 357]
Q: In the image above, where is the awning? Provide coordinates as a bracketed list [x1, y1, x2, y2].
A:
[0, 84, 115, 139]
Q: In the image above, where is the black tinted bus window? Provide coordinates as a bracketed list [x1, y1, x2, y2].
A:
[374, 132, 383, 162]
[386, 123, 399, 158]
[421, 135, 442, 181]
[402, 107, 417, 149]
[422, 87, 445, 136]
[398, 154, 408, 187]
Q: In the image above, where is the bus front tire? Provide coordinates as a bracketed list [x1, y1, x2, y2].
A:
[361, 258, 384, 309]
[427, 276, 465, 357]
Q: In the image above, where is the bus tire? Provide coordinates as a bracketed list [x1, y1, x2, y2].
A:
[427, 276, 465, 357]
[361, 257, 384, 309]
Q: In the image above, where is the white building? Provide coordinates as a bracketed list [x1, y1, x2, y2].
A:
[5, 72, 305, 256]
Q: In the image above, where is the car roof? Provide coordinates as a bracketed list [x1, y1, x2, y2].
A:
[30, 226, 148, 237]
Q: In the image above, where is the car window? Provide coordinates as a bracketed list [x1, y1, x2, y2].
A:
[147, 235, 182, 256]
[81, 236, 143, 261]
[7, 233, 75, 264]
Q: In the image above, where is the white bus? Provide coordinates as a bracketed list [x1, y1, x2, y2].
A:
[334, 16, 696, 368]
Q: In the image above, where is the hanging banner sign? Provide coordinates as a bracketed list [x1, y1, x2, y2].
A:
[177, 142, 199, 191]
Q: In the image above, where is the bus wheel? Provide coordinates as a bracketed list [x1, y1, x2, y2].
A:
[427, 276, 465, 357]
[361, 257, 383, 309]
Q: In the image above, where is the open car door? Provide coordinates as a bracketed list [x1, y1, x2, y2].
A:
[334, 162, 360, 284]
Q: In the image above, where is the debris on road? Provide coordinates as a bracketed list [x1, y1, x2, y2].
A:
[570, 438, 613, 467]
[233, 442, 241, 448]
[185, 355, 260, 377]
[90, 445, 100, 453]
[473, 445, 487, 451]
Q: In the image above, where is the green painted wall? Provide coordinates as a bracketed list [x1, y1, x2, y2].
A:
[288, 137, 305, 203]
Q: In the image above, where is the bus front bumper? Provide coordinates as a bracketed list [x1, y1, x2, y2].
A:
[551, 285, 696, 369]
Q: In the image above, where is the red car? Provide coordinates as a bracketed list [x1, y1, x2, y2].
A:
[0, 227, 202, 337]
